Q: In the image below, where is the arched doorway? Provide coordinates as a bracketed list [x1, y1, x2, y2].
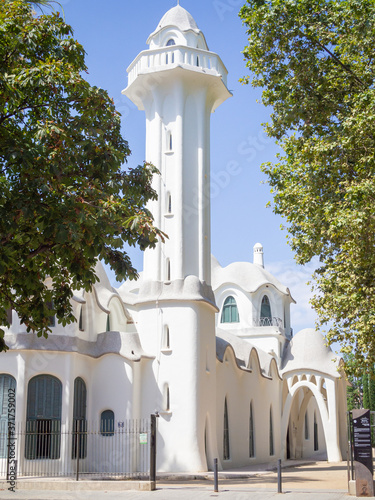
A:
[285, 385, 326, 460]
[281, 374, 342, 462]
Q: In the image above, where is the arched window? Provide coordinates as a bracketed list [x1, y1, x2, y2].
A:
[0, 374, 16, 458]
[100, 410, 114, 437]
[204, 425, 208, 462]
[249, 401, 255, 458]
[163, 326, 170, 350]
[166, 40, 175, 63]
[221, 296, 239, 323]
[72, 377, 87, 459]
[314, 412, 319, 451]
[47, 300, 55, 327]
[26, 375, 62, 459]
[223, 398, 230, 460]
[78, 306, 84, 331]
[163, 385, 170, 411]
[166, 258, 171, 281]
[6, 308, 12, 325]
[167, 193, 172, 214]
[269, 407, 274, 456]
[260, 295, 272, 326]
[106, 314, 111, 332]
[166, 130, 173, 151]
[196, 56, 199, 66]
[305, 411, 309, 440]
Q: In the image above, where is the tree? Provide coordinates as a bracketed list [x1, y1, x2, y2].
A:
[343, 353, 362, 411]
[369, 368, 375, 411]
[240, 0, 375, 375]
[363, 373, 370, 410]
[0, 1, 164, 351]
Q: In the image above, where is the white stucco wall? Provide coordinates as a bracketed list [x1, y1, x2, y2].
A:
[216, 347, 282, 467]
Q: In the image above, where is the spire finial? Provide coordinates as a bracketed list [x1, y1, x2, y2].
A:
[177, 0, 180, 5]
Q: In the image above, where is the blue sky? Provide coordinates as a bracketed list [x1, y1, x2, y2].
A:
[54, 0, 319, 333]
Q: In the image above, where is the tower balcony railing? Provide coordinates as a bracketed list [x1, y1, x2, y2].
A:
[127, 46, 228, 87]
[253, 317, 283, 328]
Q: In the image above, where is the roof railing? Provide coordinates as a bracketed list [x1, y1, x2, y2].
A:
[127, 46, 228, 87]
[253, 317, 283, 328]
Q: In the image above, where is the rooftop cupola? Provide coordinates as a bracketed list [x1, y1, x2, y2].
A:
[124, 6, 229, 113]
[147, 5, 208, 50]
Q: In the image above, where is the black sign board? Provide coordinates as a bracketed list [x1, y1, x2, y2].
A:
[352, 409, 373, 475]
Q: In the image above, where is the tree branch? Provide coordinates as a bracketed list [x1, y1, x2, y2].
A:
[27, 243, 56, 259]
[0, 101, 55, 126]
[301, 29, 368, 89]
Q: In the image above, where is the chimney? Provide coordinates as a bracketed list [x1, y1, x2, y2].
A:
[253, 243, 264, 268]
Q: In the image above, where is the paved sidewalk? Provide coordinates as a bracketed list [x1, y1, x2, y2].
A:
[0, 460, 371, 500]
[0, 489, 358, 500]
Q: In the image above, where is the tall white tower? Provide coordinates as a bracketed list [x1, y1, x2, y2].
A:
[123, 5, 231, 472]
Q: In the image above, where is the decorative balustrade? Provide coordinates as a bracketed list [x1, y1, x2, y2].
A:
[127, 46, 228, 87]
[253, 317, 283, 328]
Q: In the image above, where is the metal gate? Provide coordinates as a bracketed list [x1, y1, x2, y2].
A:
[1, 416, 157, 481]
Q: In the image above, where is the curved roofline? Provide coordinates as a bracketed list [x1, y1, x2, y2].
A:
[4, 331, 155, 362]
[216, 342, 282, 381]
[281, 365, 344, 379]
[216, 330, 282, 380]
[214, 280, 296, 302]
[281, 328, 342, 378]
[106, 294, 133, 321]
[76, 286, 133, 321]
[211, 257, 296, 303]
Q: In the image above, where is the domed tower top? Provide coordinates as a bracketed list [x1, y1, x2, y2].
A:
[147, 5, 208, 50]
[152, 5, 199, 33]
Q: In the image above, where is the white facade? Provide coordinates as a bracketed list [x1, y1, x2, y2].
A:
[0, 5, 347, 474]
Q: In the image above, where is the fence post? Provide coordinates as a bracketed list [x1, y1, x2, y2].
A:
[214, 458, 219, 492]
[277, 458, 282, 493]
[6, 422, 11, 481]
[150, 414, 158, 483]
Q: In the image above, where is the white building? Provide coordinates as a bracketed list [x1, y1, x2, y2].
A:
[0, 5, 347, 474]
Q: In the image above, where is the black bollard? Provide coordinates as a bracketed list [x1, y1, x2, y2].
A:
[277, 458, 282, 493]
[214, 458, 219, 492]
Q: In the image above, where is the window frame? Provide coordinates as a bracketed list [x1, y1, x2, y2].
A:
[25, 374, 62, 460]
[260, 295, 272, 326]
[221, 296, 239, 324]
[100, 409, 115, 437]
[72, 377, 87, 459]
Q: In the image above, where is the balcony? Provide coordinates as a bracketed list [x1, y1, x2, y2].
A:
[127, 45, 228, 87]
[253, 317, 283, 328]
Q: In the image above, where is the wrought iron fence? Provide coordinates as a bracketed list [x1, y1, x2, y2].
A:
[253, 317, 283, 328]
[0, 418, 152, 480]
